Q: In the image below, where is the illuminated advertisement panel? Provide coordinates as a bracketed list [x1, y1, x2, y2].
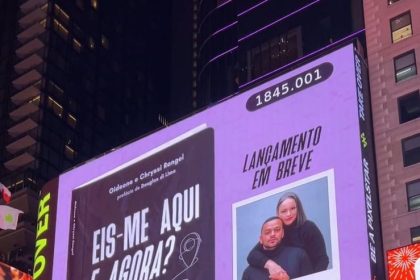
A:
[34, 43, 383, 280]
[387, 243, 420, 280]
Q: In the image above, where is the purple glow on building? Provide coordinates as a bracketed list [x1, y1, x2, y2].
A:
[198, 0, 233, 35]
[217, 0, 232, 8]
[239, 29, 366, 89]
[199, 21, 238, 56]
[200, 0, 322, 75]
[213, 21, 237, 37]
[199, 46, 238, 79]
[238, 0, 321, 42]
[237, 0, 269, 17]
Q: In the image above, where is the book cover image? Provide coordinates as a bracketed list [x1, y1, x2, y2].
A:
[67, 127, 215, 280]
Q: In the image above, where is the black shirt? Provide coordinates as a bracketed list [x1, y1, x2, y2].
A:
[243, 243, 313, 280]
[247, 220, 329, 272]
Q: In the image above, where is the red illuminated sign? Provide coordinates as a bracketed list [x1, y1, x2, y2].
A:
[387, 243, 420, 280]
[0, 261, 32, 280]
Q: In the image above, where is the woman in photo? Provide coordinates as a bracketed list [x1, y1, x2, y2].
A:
[247, 192, 329, 277]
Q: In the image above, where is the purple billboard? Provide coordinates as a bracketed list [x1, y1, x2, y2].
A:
[34, 44, 383, 280]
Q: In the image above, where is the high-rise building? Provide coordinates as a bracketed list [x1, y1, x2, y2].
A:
[0, 0, 173, 273]
[363, 0, 420, 274]
[195, 0, 365, 107]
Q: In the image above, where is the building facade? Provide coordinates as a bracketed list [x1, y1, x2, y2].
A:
[0, 0, 173, 273]
[195, 0, 365, 106]
[363, 0, 420, 274]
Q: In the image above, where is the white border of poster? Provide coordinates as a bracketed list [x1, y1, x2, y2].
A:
[232, 169, 339, 280]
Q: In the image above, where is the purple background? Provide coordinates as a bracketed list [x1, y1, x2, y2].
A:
[52, 44, 369, 279]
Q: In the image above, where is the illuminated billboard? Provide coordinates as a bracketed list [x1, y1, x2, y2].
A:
[387, 243, 420, 280]
[34, 43, 383, 280]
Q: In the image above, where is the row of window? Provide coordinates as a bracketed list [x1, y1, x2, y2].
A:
[76, 0, 99, 10]
[400, 134, 420, 244]
[51, 3, 109, 55]
[390, 9, 416, 82]
[389, 5, 420, 244]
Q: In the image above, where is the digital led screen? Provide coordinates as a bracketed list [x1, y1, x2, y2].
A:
[35, 44, 383, 280]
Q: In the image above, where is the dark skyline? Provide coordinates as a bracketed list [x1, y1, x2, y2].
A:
[0, 0, 182, 272]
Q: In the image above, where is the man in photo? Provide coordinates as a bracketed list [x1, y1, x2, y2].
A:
[242, 217, 313, 280]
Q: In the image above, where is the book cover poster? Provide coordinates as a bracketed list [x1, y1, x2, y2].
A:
[67, 127, 214, 280]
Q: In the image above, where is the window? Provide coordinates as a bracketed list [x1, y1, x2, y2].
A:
[48, 80, 64, 97]
[91, 0, 98, 9]
[407, 180, 420, 211]
[47, 97, 63, 117]
[88, 37, 95, 49]
[40, 3, 48, 11]
[394, 50, 417, 82]
[402, 133, 420, 166]
[411, 226, 420, 243]
[39, 19, 47, 28]
[73, 38, 82, 53]
[53, 19, 69, 40]
[391, 12, 412, 43]
[67, 114, 77, 128]
[399, 91, 420, 123]
[28, 96, 40, 106]
[54, 4, 70, 24]
[64, 145, 76, 160]
[101, 35, 109, 49]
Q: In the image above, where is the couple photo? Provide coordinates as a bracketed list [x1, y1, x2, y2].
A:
[234, 173, 338, 280]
